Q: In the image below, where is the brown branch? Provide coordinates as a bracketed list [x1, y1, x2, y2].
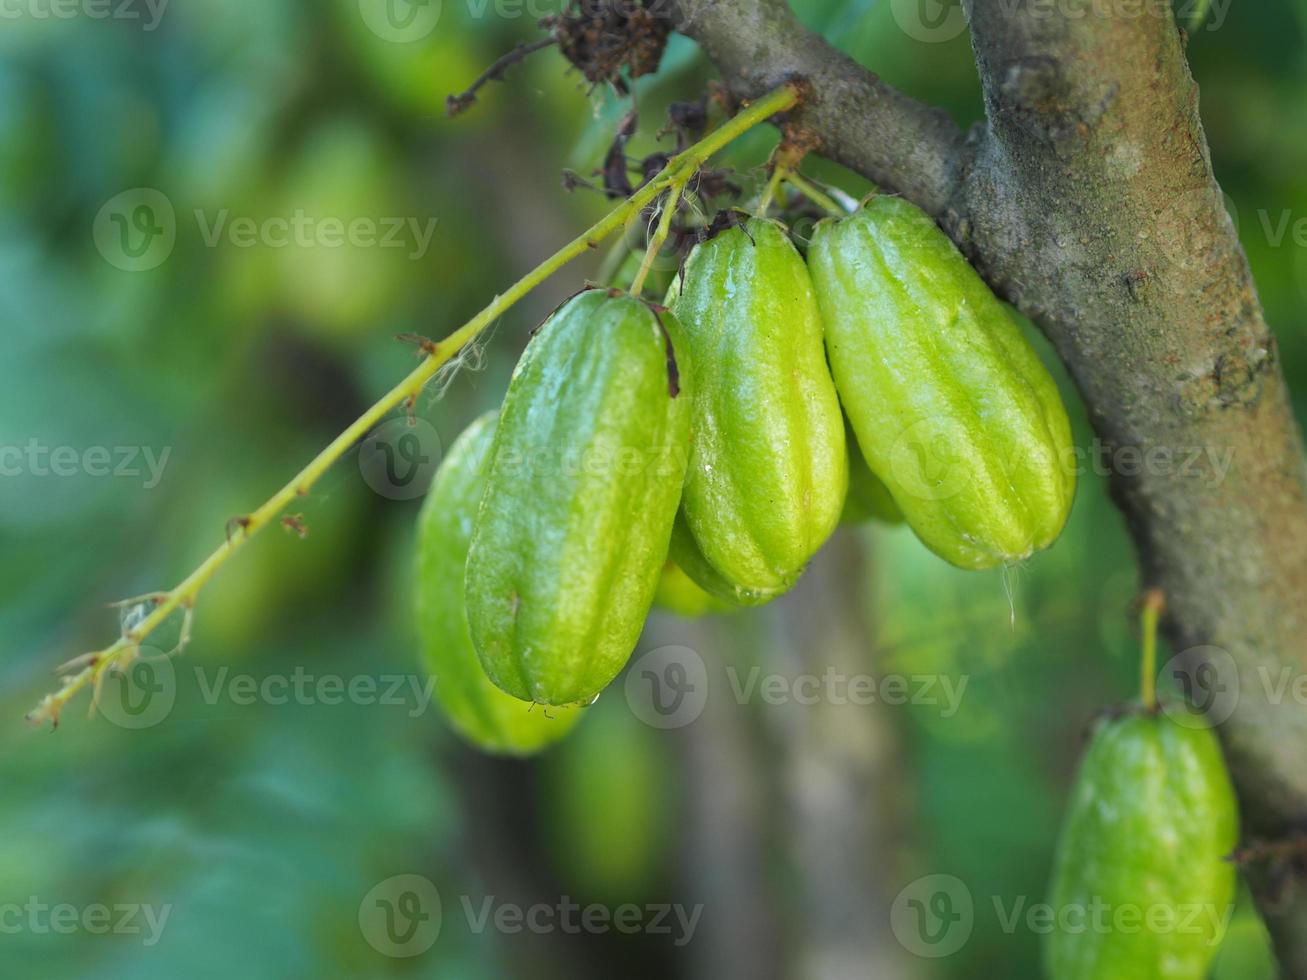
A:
[673, 0, 1307, 970]
[446, 38, 557, 117]
[669, 0, 968, 216]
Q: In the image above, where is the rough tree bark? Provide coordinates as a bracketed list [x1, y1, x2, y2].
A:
[670, 0, 1307, 970]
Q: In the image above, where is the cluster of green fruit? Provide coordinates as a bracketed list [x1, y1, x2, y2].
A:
[414, 189, 1242, 980]
[415, 192, 1076, 754]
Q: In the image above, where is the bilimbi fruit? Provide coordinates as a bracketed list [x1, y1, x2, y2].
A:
[808, 195, 1076, 569]
[465, 289, 694, 706]
[1044, 708, 1238, 979]
[415, 412, 579, 755]
[668, 215, 847, 603]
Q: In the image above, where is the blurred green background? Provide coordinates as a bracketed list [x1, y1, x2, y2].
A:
[1, 1, 1302, 977]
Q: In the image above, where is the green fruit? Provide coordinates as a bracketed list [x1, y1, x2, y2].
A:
[667, 513, 774, 606]
[416, 412, 580, 755]
[668, 216, 847, 602]
[807, 195, 1076, 569]
[842, 421, 904, 526]
[466, 289, 694, 705]
[653, 559, 735, 617]
[1209, 899, 1277, 980]
[1045, 709, 1239, 980]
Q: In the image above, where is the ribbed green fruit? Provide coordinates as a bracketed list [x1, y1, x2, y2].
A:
[1045, 709, 1239, 980]
[808, 195, 1076, 569]
[668, 216, 847, 602]
[466, 289, 694, 705]
[415, 412, 580, 755]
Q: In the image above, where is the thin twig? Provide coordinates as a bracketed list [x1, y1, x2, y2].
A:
[446, 38, 558, 117]
[1230, 836, 1307, 867]
[784, 172, 844, 217]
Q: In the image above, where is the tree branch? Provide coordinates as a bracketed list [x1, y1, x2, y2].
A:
[673, 0, 1307, 968]
[670, 0, 968, 216]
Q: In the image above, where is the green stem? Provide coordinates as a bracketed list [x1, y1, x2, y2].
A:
[1187, 0, 1212, 33]
[756, 163, 788, 217]
[630, 180, 685, 297]
[784, 172, 845, 216]
[28, 82, 802, 728]
[1140, 589, 1165, 712]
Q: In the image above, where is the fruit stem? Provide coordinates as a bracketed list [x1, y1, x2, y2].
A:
[784, 172, 845, 217]
[1140, 588, 1165, 712]
[630, 179, 685, 297]
[26, 81, 803, 729]
[757, 162, 788, 217]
